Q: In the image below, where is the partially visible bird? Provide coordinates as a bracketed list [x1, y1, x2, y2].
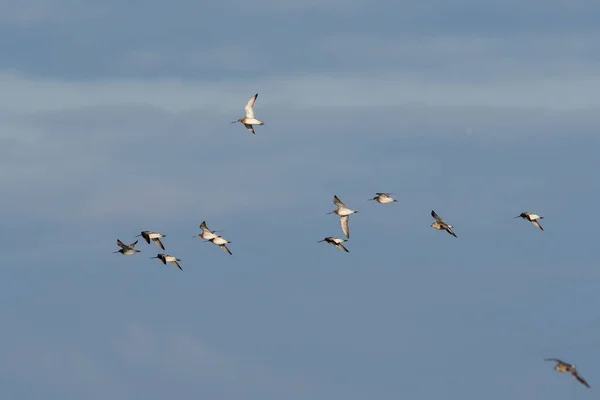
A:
[231, 93, 265, 134]
[136, 231, 166, 250]
[150, 253, 182, 271]
[545, 358, 590, 388]
[516, 212, 544, 231]
[430, 210, 457, 238]
[318, 237, 350, 252]
[113, 239, 140, 255]
[327, 195, 357, 239]
[210, 236, 233, 255]
[368, 192, 398, 204]
[194, 221, 222, 241]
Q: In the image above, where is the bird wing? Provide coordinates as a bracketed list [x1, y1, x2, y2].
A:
[446, 227, 458, 238]
[244, 93, 258, 118]
[221, 244, 233, 255]
[337, 243, 350, 252]
[532, 220, 544, 231]
[545, 358, 569, 365]
[153, 237, 166, 250]
[141, 232, 151, 244]
[572, 370, 591, 388]
[172, 260, 183, 270]
[116, 239, 127, 249]
[431, 210, 443, 222]
[200, 221, 210, 232]
[128, 240, 138, 248]
[340, 215, 350, 238]
[244, 123, 255, 134]
[333, 195, 346, 208]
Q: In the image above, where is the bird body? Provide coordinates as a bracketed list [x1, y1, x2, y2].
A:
[232, 93, 264, 134]
[430, 210, 457, 238]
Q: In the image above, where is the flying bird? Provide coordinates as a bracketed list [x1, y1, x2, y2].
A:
[231, 93, 265, 134]
[209, 235, 233, 255]
[327, 195, 358, 239]
[194, 221, 222, 241]
[318, 237, 350, 252]
[516, 212, 544, 230]
[430, 210, 457, 238]
[113, 239, 140, 255]
[136, 231, 166, 250]
[545, 358, 590, 388]
[368, 192, 398, 204]
[150, 253, 182, 270]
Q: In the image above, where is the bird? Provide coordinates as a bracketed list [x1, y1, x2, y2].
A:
[209, 235, 233, 255]
[516, 212, 544, 230]
[430, 210, 457, 238]
[150, 253, 182, 270]
[194, 221, 222, 241]
[545, 358, 590, 388]
[318, 237, 349, 252]
[368, 192, 398, 204]
[136, 231, 166, 250]
[113, 239, 140, 255]
[231, 93, 264, 134]
[327, 195, 358, 239]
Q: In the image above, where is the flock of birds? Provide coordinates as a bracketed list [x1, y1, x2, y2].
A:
[112, 93, 590, 390]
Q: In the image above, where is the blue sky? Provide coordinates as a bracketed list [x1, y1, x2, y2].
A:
[1, 0, 600, 399]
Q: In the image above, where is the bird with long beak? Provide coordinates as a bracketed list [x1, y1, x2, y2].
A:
[368, 192, 398, 204]
[150, 253, 182, 270]
[515, 212, 544, 230]
[327, 195, 357, 239]
[231, 93, 265, 134]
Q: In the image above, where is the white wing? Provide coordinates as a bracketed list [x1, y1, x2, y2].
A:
[340, 215, 350, 238]
[245, 93, 258, 118]
[532, 220, 544, 230]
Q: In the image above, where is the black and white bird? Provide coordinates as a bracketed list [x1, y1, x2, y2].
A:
[113, 239, 140, 255]
[368, 192, 398, 204]
[516, 212, 544, 230]
[318, 237, 350, 252]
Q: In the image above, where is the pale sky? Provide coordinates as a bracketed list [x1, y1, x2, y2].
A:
[1, 1, 600, 399]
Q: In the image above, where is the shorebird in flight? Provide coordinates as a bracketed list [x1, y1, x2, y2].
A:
[430, 210, 457, 238]
[368, 192, 398, 204]
[150, 253, 182, 271]
[516, 212, 544, 231]
[545, 358, 590, 388]
[327, 195, 357, 239]
[232, 93, 264, 134]
[194, 221, 222, 241]
[318, 237, 349, 252]
[210, 235, 233, 255]
[113, 239, 140, 255]
[136, 231, 166, 250]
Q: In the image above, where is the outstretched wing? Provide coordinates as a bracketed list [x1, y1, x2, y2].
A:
[545, 358, 568, 365]
[532, 220, 544, 231]
[128, 240, 138, 248]
[172, 260, 183, 271]
[221, 244, 233, 255]
[573, 370, 591, 388]
[446, 227, 458, 238]
[244, 123, 255, 134]
[337, 243, 350, 252]
[431, 210, 443, 222]
[340, 215, 350, 239]
[333, 195, 346, 208]
[116, 239, 127, 249]
[244, 93, 258, 118]
[153, 237, 166, 250]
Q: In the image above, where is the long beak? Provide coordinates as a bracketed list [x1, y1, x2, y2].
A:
[113, 250, 120, 253]
[150, 256, 158, 259]
[367, 198, 374, 201]
[135, 234, 141, 237]
[326, 211, 334, 215]
[514, 216, 521, 218]
[231, 120, 238, 123]
[317, 240, 325, 242]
